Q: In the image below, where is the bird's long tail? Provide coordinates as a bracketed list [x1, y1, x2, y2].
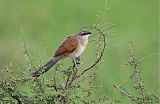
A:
[32, 56, 62, 77]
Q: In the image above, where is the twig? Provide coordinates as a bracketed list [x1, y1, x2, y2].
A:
[23, 40, 35, 73]
[65, 61, 79, 89]
[77, 25, 107, 78]
[1, 85, 22, 104]
[64, 68, 72, 89]
[10, 94, 22, 104]
[114, 41, 160, 104]
[114, 84, 136, 101]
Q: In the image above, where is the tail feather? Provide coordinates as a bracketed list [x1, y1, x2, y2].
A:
[32, 56, 62, 77]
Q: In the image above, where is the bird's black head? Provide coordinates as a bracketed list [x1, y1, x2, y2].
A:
[77, 31, 92, 36]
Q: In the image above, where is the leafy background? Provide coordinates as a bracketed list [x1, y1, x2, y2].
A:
[0, 0, 159, 103]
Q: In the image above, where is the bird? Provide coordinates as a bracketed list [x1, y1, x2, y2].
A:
[32, 30, 92, 77]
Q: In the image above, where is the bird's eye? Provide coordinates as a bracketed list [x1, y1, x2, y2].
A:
[82, 33, 86, 35]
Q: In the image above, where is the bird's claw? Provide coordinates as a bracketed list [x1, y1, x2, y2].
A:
[73, 57, 81, 69]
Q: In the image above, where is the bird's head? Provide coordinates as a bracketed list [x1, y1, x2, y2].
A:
[77, 31, 92, 36]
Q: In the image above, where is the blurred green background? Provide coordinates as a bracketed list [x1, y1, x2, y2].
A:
[0, 0, 159, 103]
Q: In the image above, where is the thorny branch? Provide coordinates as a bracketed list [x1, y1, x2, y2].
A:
[114, 84, 136, 101]
[114, 41, 160, 104]
[45, 24, 109, 103]
[0, 81, 22, 104]
[9, 92, 22, 104]
[77, 25, 107, 77]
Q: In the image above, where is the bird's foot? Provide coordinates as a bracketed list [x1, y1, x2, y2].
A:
[75, 57, 80, 65]
[72, 57, 80, 70]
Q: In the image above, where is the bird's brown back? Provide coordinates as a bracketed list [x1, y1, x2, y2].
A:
[54, 35, 78, 57]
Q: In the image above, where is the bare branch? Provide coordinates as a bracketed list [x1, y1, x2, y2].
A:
[114, 84, 136, 101]
[77, 24, 107, 78]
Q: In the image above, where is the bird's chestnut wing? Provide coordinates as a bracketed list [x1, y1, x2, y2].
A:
[54, 36, 78, 57]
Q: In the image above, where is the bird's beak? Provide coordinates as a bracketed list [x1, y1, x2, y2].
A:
[87, 31, 92, 35]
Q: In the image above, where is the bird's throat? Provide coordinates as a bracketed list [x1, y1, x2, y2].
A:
[78, 35, 89, 46]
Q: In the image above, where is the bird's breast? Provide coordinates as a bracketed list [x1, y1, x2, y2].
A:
[73, 44, 86, 58]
